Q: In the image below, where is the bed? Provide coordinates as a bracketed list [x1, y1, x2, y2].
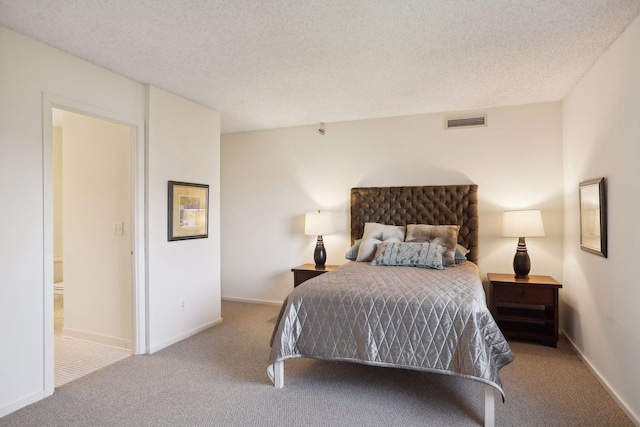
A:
[268, 185, 514, 426]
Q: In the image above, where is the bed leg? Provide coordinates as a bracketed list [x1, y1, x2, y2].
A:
[484, 384, 495, 427]
[273, 361, 284, 389]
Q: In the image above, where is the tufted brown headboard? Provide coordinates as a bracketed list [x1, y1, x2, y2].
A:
[350, 185, 479, 265]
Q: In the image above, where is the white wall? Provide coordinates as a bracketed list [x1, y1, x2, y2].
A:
[0, 26, 221, 417]
[146, 86, 222, 353]
[221, 103, 564, 303]
[60, 110, 133, 350]
[0, 25, 146, 416]
[562, 15, 640, 423]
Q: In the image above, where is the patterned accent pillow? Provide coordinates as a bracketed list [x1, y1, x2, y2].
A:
[356, 223, 407, 262]
[405, 224, 460, 267]
[370, 242, 445, 270]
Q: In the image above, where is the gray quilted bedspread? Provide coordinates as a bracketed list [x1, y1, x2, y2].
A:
[268, 261, 514, 397]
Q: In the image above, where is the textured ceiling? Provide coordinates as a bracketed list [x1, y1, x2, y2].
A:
[1, 1, 639, 134]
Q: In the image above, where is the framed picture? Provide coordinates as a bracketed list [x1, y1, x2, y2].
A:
[579, 177, 606, 257]
[168, 181, 209, 241]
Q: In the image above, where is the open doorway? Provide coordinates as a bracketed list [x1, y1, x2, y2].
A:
[51, 108, 134, 386]
[43, 93, 147, 395]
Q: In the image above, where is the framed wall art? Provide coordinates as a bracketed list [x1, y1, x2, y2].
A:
[168, 181, 209, 241]
[579, 177, 607, 257]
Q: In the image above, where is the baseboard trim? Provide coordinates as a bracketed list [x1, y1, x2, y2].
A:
[62, 328, 131, 351]
[221, 296, 282, 306]
[148, 318, 223, 354]
[561, 330, 640, 426]
[0, 389, 52, 418]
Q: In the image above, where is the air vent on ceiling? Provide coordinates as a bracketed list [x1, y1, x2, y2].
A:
[446, 115, 487, 129]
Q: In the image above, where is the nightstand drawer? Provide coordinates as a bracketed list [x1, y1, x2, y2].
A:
[494, 284, 553, 305]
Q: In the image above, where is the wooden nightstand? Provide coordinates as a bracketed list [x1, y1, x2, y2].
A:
[291, 264, 339, 287]
[488, 273, 562, 347]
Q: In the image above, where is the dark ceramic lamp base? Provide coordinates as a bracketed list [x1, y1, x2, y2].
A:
[513, 237, 531, 278]
[314, 236, 327, 268]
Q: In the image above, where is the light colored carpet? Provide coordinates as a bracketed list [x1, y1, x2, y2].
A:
[55, 337, 131, 388]
[1, 300, 633, 426]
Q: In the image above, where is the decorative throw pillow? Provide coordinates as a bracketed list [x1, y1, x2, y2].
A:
[345, 239, 362, 261]
[370, 242, 445, 270]
[455, 244, 470, 264]
[356, 223, 407, 262]
[405, 224, 460, 267]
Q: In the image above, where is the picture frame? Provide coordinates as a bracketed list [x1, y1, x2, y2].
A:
[168, 181, 209, 241]
[579, 177, 607, 257]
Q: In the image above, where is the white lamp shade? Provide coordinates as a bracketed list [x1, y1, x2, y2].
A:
[503, 210, 545, 237]
[305, 211, 335, 236]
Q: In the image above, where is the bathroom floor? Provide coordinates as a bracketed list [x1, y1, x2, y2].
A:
[54, 293, 130, 388]
[54, 293, 64, 336]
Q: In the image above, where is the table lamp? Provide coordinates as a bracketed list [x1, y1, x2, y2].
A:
[503, 210, 545, 279]
[305, 210, 335, 268]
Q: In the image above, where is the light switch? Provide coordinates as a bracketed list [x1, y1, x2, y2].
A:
[113, 222, 124, 236]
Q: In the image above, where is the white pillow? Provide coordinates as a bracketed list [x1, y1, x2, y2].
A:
[345, 239, 362, 261]
[455, 244, 470, 264]
[356, 223, 407, 262]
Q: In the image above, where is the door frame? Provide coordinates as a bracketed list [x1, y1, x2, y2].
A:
[42, 93, 147, 394]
